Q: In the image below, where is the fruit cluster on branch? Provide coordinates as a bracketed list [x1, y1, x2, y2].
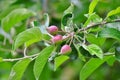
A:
[47, 25, 72, 54]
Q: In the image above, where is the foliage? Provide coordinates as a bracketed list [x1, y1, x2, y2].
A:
[0, 0, 120, 80]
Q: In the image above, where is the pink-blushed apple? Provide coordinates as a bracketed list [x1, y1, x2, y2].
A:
[47, 25, 58, 35]
[60, 44, 72, 54]
[51, 35, 63, 44]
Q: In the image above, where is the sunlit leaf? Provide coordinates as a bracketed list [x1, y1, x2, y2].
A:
[89, 0, 99, 14]
[86, 34, 105, 46]
[80, 56, 112, 80]
[84, 13, 102, 27]
[33, 46, 54, 80]
[61, 3, 74, 31]
[2, 8, 35, 32]
[9, 58, 31, 80]
[14, 27, 42, 49]
[54, 55, 69, 71]
[0, 5, 22, 20]
[107, 7, 120, 18]
[106, 56, 115, 66]
[84, 44, 103, 59]
[0, 57, 3, 62]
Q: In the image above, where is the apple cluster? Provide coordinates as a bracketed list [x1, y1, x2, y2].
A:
[47, 25, 72, 54]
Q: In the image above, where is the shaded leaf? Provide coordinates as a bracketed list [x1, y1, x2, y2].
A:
[39, 63, 52, 80]
[14, 27, 42, 49]
[33, 46, 54, 80]
[9, 58, 31, 80]
[89, 0, 99, 14]
[80, 56, 112, 80]
[79, 46, 92, 57]
[54, 55, 69, 71]
[2, 8, 35, 32]
[106, 22, 120, 31]
[98, 27, 120, 41]
[107, 7, 120, 18]
[73, 42, 86, 61]
[115, 46, 120, 62]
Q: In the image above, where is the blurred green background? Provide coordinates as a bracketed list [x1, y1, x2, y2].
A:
[0, 0, 120, 80]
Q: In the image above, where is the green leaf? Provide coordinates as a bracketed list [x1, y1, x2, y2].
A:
[0, 57, 3, 62]
[39, 63, 52, 80]
[64, 3, 74, 15]
[14, 27, 42, 50]
[89, 0, 99, 14]
[33, 46, 54, 80]
[115, 46, 120, 62]
[54, 55, 69, 71]
[73, 42, 86, 61]
[106, 22, 120, 31]
[42, 34, 51, 40]
[80, 56, 112, 80]
[2, 8, 35, 32]
[107, 7, 120, 18]
[9, 58, 31, 80]
[88, 44, 103, 59]
[84, 13, 102, 27]
[0, 5, 22, 20]
[79, 45, 92, 57]
[98, 27, 120, 41]
[83, 44, 103, 59]
[106, 56, 115, 66]
[86, 34, 105, 46]
[61, 3, 74, 31]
